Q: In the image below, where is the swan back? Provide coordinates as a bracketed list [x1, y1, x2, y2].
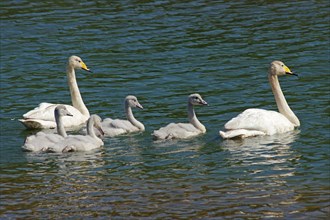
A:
[20, 104, 88, 129]
[22, 132, 65, 152]
[153, 123, 202, 140]
[222, 108, 295, 137]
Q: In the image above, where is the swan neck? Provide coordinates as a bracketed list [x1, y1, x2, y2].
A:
[188, 103, 206, 132]
[125, 104, 145, 131]
[268, 74, 300, 126]
[66, 65, 90, 117]
[86, 118, 98, 139]
[55, 113, 67, 137]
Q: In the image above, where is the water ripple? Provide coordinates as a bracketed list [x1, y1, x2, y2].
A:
[1, 0, 329, 218]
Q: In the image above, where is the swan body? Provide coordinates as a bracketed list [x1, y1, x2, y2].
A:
[22, 105, 73, 152]
[220, 61, 300, 139]
[101, 95, 145, 137]
[19, 55, 91, 130]
[48, 115, 104, 153]
[152, 94, 208, 140]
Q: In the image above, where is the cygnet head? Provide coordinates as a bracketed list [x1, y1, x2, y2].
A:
[68, 55, 91, 72]
[125, 95, 143, 109]
[188, 94, 208, 106]
[54, 105, 73, 118]
[269, 61, 297, 77]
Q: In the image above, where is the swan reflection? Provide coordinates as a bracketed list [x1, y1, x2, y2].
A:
[221, 130, 301, 178]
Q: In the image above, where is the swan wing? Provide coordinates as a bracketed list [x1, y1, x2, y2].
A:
[19, 119, 57, 129]
[20, 103, 88, 129]
[22, 132, 64, 152]
[101, 118, 138, 137]
[224, 108, 295, 135]
[22, 102, 55, 120]
[50, 135, 103, 152]
[152, 123, 201, 140]
[109, 119, 138, 132]
[219, 129, 266, 139]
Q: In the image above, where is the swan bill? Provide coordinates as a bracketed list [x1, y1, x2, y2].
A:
[284, 65, 298, 76]
[81, 62, 92, 72]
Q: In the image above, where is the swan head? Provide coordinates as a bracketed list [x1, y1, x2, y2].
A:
[68, 55, 91, 72]
[89, 114, 104, 136]
[188, 94, 208, 106]
[54, 105, 73, 118]
[125, 95, 143, 109]
[269, 61, 297, 77]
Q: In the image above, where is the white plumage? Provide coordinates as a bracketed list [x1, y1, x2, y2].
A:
[220, 61, 300, 139]
[19, 55, 91, 130]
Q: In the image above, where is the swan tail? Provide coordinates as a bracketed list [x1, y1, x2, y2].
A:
[152, 131, 161, 140]
[62, 146, 76, 153]
[22, 102, 54, 118]
[152, 130, 169, 140]
[220, 129, 266, 139]
[19, 119, 56, 129]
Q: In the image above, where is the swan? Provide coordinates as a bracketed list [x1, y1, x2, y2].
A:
[19, 55, 91, 130]
[22, 105, 73, 152]
[48, 114, 104, 153]
[219, 61, 300, 139]
[101, 95, 145, 137]
[152, 93, 208, 140]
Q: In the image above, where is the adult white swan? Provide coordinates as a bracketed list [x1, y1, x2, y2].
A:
[22, 105, 73, 152]
[152, 93, 208, 140]
[19, 55, 91, 130]
[219, 61, 300, 139]
[101, 95, 145, 137]
[48, 114, 104, 153]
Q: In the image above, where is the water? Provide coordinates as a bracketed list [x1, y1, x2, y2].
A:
[1, 0, 329, 218]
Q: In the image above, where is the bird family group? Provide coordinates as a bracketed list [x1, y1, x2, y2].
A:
[21, 56, 300, 152]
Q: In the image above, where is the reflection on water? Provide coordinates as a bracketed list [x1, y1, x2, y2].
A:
[1, 131, 329, 218]
[1, 0, 329, 218]
[222, 130, 300, 166]
[218, 130, 328, 218]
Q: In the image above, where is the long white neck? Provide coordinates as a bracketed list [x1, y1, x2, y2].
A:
[55, 113, 67, 137]
[269, 74, 300, 126]
[66, 65, 90, 117]
[125, 105, 145, 131]
[188, 103, 206, 133]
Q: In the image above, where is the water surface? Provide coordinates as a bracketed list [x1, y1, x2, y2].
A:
[1, 0, 329, 219]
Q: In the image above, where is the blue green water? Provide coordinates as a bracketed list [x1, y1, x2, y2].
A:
[1, 1, 329, 218]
